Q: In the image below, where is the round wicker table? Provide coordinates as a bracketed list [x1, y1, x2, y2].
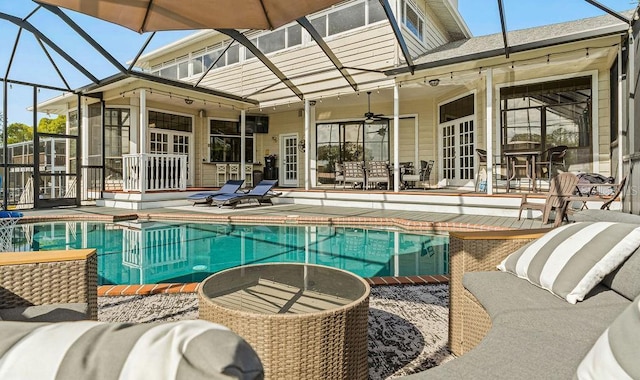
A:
[198, 263, 370, 380]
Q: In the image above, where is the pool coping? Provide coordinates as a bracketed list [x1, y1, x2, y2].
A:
[19, 212, 508, 297]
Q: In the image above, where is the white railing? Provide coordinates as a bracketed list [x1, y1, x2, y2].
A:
[123, 153, 188, 193]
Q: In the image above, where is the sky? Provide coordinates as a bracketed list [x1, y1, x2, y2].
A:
[0, 0, 636, 125]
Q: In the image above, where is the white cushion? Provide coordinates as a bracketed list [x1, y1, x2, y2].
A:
[497, 222, 640, 304]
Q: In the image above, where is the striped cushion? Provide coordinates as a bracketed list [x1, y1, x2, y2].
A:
[0, 320, 263, 380]
[577, 294, 640, 379]
[497, 222, 640, 304]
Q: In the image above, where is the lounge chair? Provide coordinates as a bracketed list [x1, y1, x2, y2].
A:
[210, 179, 280, 208]
[186, 179, 244, 205]
[518, 172, 579, 227]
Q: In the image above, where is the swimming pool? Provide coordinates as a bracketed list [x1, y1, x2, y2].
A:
[11, 220, 449, 285]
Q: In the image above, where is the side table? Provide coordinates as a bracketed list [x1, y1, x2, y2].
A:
[198, 263, 370, 380]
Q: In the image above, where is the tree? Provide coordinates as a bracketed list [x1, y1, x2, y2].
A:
[6, 123, 33, 144]
[38, 115, 66, 134]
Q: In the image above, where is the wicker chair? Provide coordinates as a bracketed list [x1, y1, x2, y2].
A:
[518, 172, 579, 227]
[365, 161, 390, 190]
[0, 249, 97, 320]
[343, 161, 365, 190]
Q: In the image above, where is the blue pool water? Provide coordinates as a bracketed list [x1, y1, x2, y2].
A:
[12, 221, 449, 285]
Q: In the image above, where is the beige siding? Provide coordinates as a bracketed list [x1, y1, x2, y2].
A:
[194, 23, 397, 104]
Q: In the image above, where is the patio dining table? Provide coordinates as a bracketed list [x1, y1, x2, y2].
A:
[504, 149, 541, 193]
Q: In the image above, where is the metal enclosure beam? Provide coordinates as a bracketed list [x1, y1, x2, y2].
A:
[128, 32, 156, 72]
[0, 12, 100, 83]
[497, 0, 510, 58]
[194, 40, 235, 87]
[217, 29, 304, 100]
[297, 16, 358, 92]
[584, 0, 631, 24]
[40, 4, 128, 74]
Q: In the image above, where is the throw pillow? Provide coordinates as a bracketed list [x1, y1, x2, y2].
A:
[497, 222, 640, 304]
[576, 294, 640, 379]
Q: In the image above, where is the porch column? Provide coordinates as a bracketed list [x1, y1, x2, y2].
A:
[139, 89, 147, 154]
[240, 109, 246, 186]
[393, 84, 400, 192]
[80, 99, 89, 168]
[129, 97, 140, 154]
[485, 68, 494, 194]
[304, 99, 312, 190]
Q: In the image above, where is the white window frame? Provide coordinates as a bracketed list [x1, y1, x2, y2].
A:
[401, 0, 425, 42]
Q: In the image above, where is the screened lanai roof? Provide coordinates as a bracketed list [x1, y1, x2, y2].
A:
[0, 0, 467, 104]
[0, 0, 635, 106]
[385, 9, 635, 76]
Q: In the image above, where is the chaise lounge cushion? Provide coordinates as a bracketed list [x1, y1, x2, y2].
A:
[0, 320, 263, 379]
[571, 209, 640, 224]
[403, 272, 630, 380]
[497, 222, 640, 303]
[462, 271, 631, 319]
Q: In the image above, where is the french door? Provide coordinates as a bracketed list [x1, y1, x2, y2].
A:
[149, 131, 193, 185]
[280, 134, 298, 187]
[440, 115, 475, 187]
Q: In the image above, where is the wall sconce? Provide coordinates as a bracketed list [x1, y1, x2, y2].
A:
[298, 139, 306, 152]
[184, 98, 194, 105]
[428, 79, 440, 87]
[271, 136, 278, 142]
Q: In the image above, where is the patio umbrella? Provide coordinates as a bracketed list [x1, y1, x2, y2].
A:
[36, 0, 345, 32]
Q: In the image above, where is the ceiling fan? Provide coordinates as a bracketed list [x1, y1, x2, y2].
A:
[364, 91, 386, 124]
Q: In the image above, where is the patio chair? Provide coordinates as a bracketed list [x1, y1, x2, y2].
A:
[186, 179, 244, 205]
[400, 160, 432, 189]
[418, 160, 434, 189]
[601, 175, 627, 210]
[573, 175, 628, 211]
[343, 161, 365, 190]
[210, 179, 280, 208]
[334, 162, 344, 189]
[366, 161, 390, 190]
[536, 145, 568, 181]
[518, 172, 579, 227]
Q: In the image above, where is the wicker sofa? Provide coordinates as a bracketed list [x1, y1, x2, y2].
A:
[403, 211, 640, 379]
[0, 249, 263, 380]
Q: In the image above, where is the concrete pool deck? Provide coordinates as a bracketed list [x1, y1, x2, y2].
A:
[16, 203, 547, 296]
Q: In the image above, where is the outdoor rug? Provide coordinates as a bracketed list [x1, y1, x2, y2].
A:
[98, 284, 454, 379]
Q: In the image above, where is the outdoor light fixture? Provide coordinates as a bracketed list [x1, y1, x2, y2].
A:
[428, 79, 440, 87]
[184, 98, 194, 105]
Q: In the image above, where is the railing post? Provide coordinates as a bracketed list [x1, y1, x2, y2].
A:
[140, 154, 147, 194]
[180, 155, 187, 190]
[123, 156, 130, 192]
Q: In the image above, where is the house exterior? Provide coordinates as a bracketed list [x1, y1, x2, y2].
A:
[31, 0, 639, 212]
